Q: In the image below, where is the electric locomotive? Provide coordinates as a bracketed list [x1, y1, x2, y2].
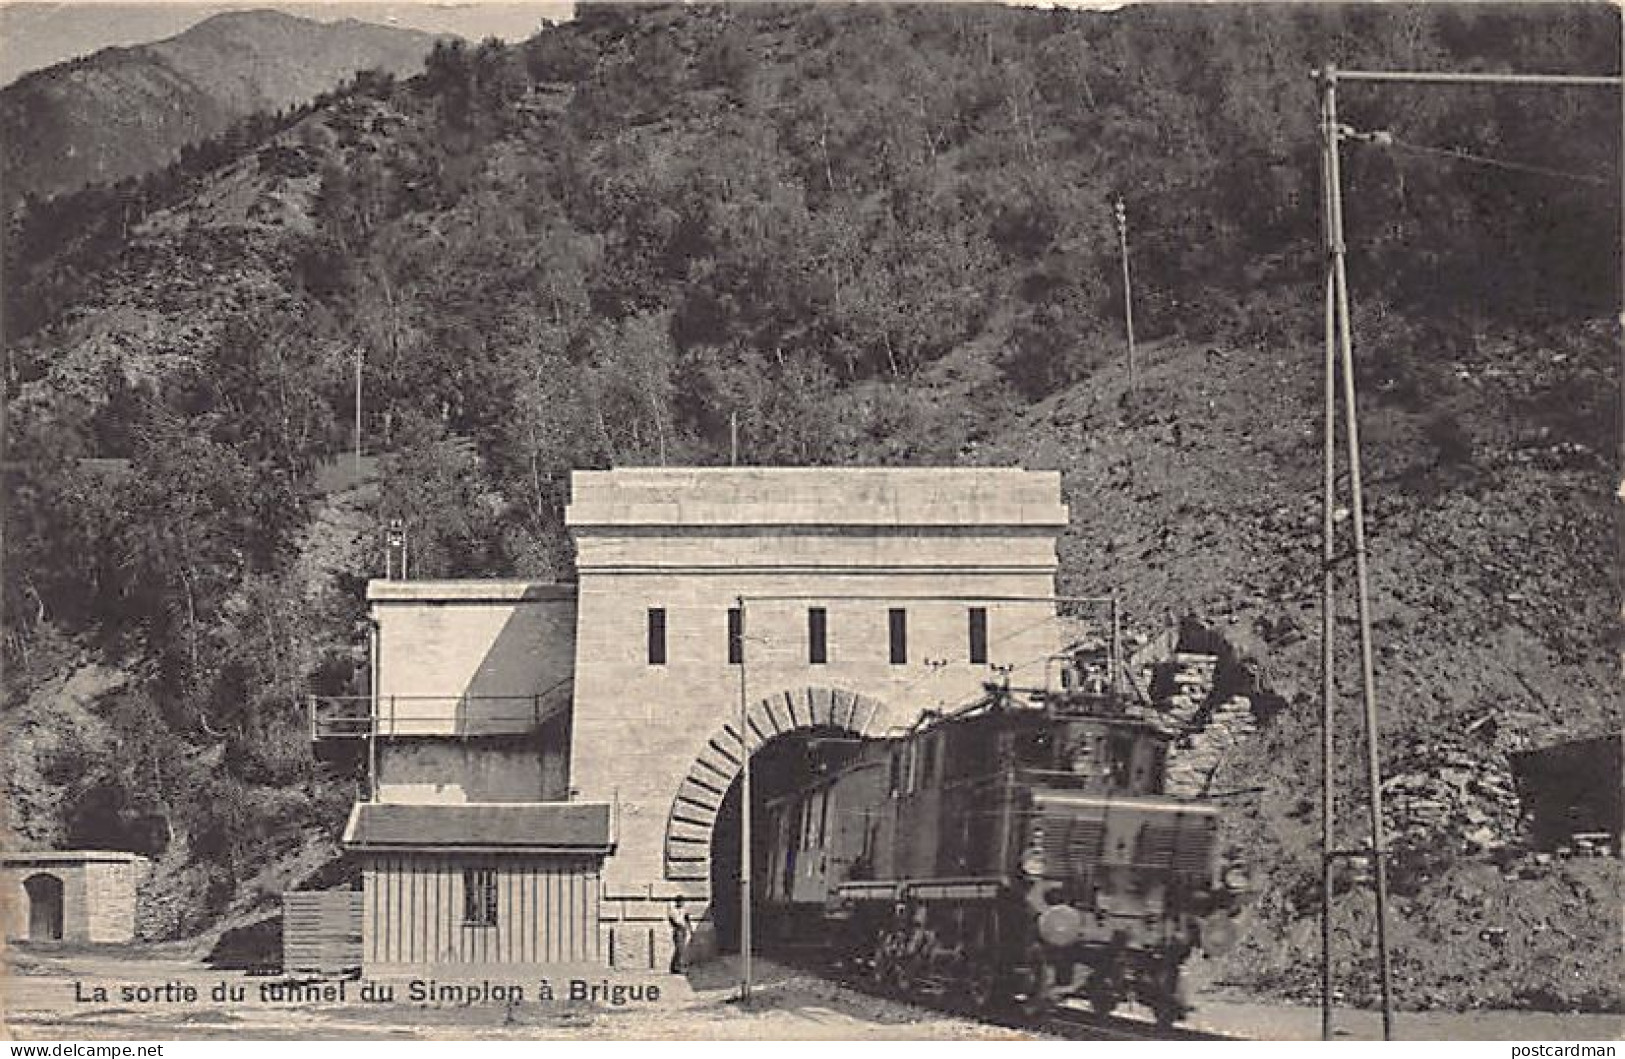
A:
[760, 654, 1246, 1025]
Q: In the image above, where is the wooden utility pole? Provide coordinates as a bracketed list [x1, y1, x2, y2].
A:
[736, 595, 752, 1005]
[354, 345, 364, 478]
[1113, 198, 1138, 393]
[1312, 56, 1625, 1043]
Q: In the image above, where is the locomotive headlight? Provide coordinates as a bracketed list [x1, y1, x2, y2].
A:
[1223, 866, 1250, 892]
[1037, 905, 1083, 947]
[1019, 849, 1047, 878]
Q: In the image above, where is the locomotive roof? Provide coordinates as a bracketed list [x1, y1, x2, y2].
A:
[895, 688, 1173, 740]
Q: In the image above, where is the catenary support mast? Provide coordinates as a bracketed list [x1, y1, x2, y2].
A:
[1313, 52, 1625, 1042]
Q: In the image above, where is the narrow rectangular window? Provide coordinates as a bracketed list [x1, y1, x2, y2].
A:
[888, 608, 907, 665]
[647, 607, 667, 665]
[462, 867, 497, 927]
[727, 607, 743, 665]
[969, 607, 989, 664]
[808, 607, 828, 664]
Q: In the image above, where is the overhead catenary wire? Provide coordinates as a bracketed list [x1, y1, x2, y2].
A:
[1371, 132, 1612, 188]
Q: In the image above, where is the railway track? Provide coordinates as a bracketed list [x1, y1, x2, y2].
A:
[761, 942, 1242, 1042]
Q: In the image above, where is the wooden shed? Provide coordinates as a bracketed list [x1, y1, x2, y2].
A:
[343, 801, 614, 976]
[282, 891, 363, 975]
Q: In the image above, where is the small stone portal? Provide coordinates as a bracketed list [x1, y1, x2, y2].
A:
[1, 851, 148, 944]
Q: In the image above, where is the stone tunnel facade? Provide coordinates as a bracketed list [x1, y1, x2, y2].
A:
[563, 467, 1070, 969]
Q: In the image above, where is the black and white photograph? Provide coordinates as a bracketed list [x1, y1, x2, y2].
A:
[0, 0, 1621, 1046]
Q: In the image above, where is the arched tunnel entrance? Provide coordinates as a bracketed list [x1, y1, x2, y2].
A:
[708, 726, 865, 954]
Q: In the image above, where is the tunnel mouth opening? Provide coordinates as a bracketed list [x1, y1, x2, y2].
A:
[708, 725, 863, 954]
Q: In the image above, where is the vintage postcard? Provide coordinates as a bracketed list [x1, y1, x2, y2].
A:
[1, 0, 1620, 1046]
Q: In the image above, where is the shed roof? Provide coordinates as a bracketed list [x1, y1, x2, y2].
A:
[1, 850, 149, 866]
[342, 802, 613, 854]
[366, 580, 576, 603]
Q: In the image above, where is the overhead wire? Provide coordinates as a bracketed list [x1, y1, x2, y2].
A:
[1359, 129, 1611, 188]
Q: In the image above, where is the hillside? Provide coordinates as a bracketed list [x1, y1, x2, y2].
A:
[2, 2, 1619, 1009]
[0, 9, 443, 208]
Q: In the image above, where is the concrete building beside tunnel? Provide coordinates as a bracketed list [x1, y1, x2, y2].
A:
[318, 467, 1070, 975]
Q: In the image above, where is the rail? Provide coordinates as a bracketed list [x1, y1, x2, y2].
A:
[308, 691, 568, 740]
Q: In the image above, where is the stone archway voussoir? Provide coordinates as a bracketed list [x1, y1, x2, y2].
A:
[806, 686, 833, 727]
[830, 688, 857, 731]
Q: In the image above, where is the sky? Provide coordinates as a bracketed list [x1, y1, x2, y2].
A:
[0, 1, 575, 85]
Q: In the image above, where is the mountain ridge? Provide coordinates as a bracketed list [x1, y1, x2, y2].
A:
[0, 8, 445, 207]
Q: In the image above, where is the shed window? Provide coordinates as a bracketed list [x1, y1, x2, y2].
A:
[808, 607, 828, 664]
[968, 607, 988, 664]
[888, 608, 908, 665]
[463, 867, 497, 927]
[727, 607, 743, 665]
[647, 607, 667, 665]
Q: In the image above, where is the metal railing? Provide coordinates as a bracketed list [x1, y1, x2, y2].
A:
[308, 691, 568, 740]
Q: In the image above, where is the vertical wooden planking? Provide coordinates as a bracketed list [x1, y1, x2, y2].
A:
[541, 862, 553, 963]
[364, 863, 375, 964]
[565, 861, 576, 960]
[381, 858, 390, 964]
[591, 869, 602, 961]
[427, 856, 436, 964]
[504, 859, 515, 964]
[578, 857, 591, 961]
[454, 862, 465, 965]
[528, 860, 538, 965]
[387, 859, 395, 964]
[559, 861, 569, 961]
[385, 856, 394, 964]
[517, 859, 528, 965]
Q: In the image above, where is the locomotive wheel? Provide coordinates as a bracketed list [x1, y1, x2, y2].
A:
[1152, 996, 1184, 1030]
[893, 955, 919, 996]
[965, 964, 1004, 1014]
[870, 939, 897, 992]
[1015, 949, 1053, 1018]
[1149, 964, 1189, 1030]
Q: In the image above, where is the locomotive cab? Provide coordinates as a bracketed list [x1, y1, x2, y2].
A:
[1002, 710, 1169, 796]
